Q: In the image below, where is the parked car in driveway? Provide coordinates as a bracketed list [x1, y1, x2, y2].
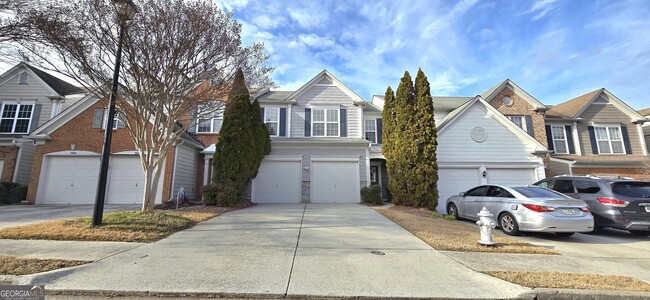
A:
[446, 184, 594, 236]
[533, 175, 650, 236]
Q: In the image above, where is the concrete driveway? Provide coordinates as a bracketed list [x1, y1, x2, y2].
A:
[22, 204, 531, 299]
[0, 204, 140, 229]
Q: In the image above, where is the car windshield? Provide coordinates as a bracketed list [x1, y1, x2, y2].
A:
[513, 187, 570, 199]
[611, 182, 650, 198]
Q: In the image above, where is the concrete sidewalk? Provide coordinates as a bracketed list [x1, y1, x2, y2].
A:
[13, 204, 532, 299]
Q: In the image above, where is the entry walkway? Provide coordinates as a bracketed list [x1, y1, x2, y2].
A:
[22, 204, 531, 298]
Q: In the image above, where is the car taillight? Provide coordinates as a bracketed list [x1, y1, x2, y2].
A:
[596, 197, 629, 207]
[579, 206, 590, 213]
[522, 204, 556, 212]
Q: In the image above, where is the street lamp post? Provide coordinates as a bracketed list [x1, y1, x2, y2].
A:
[92, 0, 137, 226]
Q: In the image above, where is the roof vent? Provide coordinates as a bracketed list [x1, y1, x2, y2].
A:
[471, 126, 487, 143]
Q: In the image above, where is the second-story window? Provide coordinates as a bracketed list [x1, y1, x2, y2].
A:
[312, 108, 339, 137]
[507, 115, 525, 130]
[551, 125, 568, 154]
[196, 117, 223, 133]
[595, 125, 624, 154]
[264, 107, 279, 136]
[0, 103, 33, 133]
[364, 119, 377, 143]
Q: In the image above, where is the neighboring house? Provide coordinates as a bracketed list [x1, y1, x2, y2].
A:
[25, 93, 203, 205]
[0, 62, 85, 185]
[370, 90, 548, 211]
[545, 89, 649, 180]
[200, 70, 370, 203]
[640, 108, 650, 155]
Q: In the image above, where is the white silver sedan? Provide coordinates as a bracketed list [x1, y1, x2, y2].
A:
[446, 184, 594, 236]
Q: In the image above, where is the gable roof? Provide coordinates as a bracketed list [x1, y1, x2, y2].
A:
[547, 88, 646, 122]
[254, 90, 293, 102]
[287, 70, 365, 103]
[639, 107, 650, 116]
[480, 79, 547, 111]
[437, 95, 547, 151]
[0, 62, 84, 97]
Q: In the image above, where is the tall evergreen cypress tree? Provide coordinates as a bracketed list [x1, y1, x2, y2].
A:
[382, 86, 396, 202]
[250, 98, 271, 179]
[390, 71, 418, 205]
[413, 69, 439, 210]
[211, 68, 270, 206]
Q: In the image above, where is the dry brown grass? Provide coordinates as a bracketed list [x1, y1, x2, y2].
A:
[376, 206, 558, 254]
[0, 205, 241, 243]
[486, 271, 650, 292]
[0, 255, 88, 275]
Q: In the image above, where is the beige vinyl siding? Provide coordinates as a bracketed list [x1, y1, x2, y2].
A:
[290, 85, 361, 138]
[0, 68, 58, 129]
[437, 104, 540, 164]
[172, 144, 198, 200]
[577, 101, 644, 155]
[14, 142, 36, 185]
[548, 159, 572, 177]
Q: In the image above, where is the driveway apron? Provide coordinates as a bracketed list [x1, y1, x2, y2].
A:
[24, 204, 530, 298]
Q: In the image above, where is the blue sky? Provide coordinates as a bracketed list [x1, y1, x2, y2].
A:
[218, 0, 650, 109]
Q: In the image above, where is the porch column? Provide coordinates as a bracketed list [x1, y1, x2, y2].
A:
[203, 156, 211, 186]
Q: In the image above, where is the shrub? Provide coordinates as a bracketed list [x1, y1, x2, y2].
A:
[216, 180, 239, 207]
[0, 182, 27, 204]
[202, 184, 218, 206]
[360, 184, 382, 205]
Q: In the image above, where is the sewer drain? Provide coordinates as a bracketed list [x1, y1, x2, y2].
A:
[371, 251, 385, 256]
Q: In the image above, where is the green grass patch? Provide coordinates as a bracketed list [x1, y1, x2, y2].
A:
[64, 211, 192, 232]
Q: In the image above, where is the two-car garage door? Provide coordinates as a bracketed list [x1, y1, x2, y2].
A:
[252, 158, 360, 204]
[38, 155, 162, 205]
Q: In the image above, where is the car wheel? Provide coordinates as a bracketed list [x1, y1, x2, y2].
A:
[498, 212, 520, 236]
[447, 203, 459, 219]
[629, 230, 650, 237]
[555, 232, 575, 237]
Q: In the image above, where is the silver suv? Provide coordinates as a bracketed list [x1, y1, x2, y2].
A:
[533, 175, 650, 236]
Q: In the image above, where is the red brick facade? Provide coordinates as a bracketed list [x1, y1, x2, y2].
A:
[0, 146, 19, 182]
[488, 87, 548, 147]
[26, 99, 176, 204]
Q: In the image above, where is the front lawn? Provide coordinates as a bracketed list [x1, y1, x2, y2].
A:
[0, 205, 235, 243]
[0, 256, 88, 275]
[376, 206, 558, 254]
[486, 271, 650, 292]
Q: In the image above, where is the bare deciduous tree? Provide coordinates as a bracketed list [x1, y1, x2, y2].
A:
[11, 0, 274, 211]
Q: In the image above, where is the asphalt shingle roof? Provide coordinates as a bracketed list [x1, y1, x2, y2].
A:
[546, 89, 603, 118]
[25, 64, 84, 96]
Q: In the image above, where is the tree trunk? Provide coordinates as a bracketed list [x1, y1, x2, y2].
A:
[141, 157, 164, 212]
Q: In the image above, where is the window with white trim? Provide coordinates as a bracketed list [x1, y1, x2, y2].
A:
[364, 119, 377, 143]
[312, 108, 339, 137]
[507, 115, 525, 130]
[196, 117, 223, 133]
[595, 125, 625, 154]
[551, 125, 569, 154]
[264, 107, 279, 136]
[0, 103, 33, 133]
[102, 110, 126, 129]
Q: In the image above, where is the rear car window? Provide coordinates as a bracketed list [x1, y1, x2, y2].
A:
[513, 187, 570, 199]
[574, 180, 601, 194]
[611, 182, 650, 198]
[552, 180, 574, 193]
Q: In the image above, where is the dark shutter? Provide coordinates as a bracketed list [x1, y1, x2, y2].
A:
[621, 125, 632, 154]
[304, 108, 311, 137]
[376, 118, 383, 144]
[29, 104, 42, 133]
[587, 126, 599, 154]
[116, 112, 126, 128]
[340, 108, 347, 137]
[259, 107, 264, 122]
[93, 109, 104, 128]
[545, 125, 554, 151]
[525, 115, 534, 137]
[279, 108, 286, 137]
[187, 108, 197, 133]
[565, 125, 575, 154]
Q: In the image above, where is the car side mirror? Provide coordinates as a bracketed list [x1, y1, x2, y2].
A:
[459, 192, 465, 197]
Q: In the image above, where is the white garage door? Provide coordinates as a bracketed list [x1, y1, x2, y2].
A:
[487, 168, 536, 185]
[437, 168, 480, 212]
[40, 155, 162, 205]
[252, 160, 302, 203]
[311, 161, 360, 203]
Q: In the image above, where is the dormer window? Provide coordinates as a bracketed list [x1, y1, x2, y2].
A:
[18, 72, 29, 85]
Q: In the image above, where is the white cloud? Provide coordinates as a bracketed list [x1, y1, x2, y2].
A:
[287, 6, 328, 29]
[527, 0, 557, 20]
[215, 0, 249, 12]
[297, 34, 335, 49]
[252, 15, 283, 29]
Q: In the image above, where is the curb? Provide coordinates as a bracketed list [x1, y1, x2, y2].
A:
[534, 288, 650, 300]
